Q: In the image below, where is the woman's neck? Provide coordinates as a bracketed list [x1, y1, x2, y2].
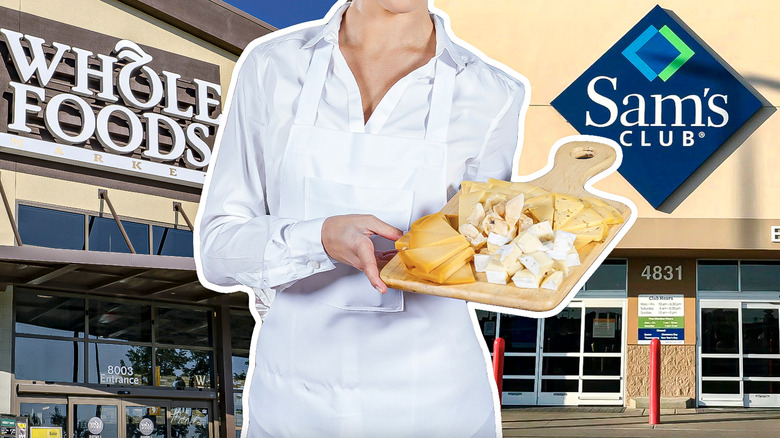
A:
[340, 1, 434, 54]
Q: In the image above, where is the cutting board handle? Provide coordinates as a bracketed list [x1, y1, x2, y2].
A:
[530, 141, 617, 197]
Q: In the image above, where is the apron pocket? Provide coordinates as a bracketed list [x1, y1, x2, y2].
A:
[303, 176, 414, 312]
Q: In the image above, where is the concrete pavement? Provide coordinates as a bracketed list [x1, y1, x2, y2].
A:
[501, 407, 780, 437]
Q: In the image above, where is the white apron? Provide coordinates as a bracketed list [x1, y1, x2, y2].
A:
[249, 41, 497, 437]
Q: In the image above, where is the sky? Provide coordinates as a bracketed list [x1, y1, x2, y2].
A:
[223, 0, 337, 29]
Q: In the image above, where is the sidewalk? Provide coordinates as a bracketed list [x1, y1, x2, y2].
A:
[501, 407, 780, 437]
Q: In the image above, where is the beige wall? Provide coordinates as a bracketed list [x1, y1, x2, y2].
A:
[437, 0, 780, 224]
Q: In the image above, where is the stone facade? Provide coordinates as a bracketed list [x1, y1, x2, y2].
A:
[626, 344, 696, 400]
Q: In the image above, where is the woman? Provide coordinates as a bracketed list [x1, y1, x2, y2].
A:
[196, 0, 528, 436]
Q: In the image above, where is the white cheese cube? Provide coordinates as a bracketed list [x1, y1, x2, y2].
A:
[512, 269, 542, 289]
[541, 241, 554, 251]
[485, 258, 509, 284]
[540, 270, 564, 291]
[566, 249, 581, 267]
[513, 231, 544, 254]
[486, 232, 511, 253]
[498, 243, 524, 267]
[473, 253, 492, 273]
[507, 260, 524, 276]
[527, 220, 554, 241]
[553, 259, 570, 276]
[519, 251, 554, 277]
[548, 231, 576, 260]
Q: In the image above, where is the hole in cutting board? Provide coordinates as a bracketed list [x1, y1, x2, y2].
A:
[570, 146, 595, 159]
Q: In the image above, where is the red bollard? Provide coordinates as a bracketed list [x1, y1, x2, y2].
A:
[649, 337, 661, 425]
[493, 337, 505, 404]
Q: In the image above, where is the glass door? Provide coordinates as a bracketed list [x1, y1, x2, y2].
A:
[580, 306, 623, 404]
[698, 301, 780, 407]
[71, 398, 120, 438]
[498, 314, 540, 405]
[741, 303, 780, 407]
[538, 307, 582, 405]
[123, 402, 168, 438]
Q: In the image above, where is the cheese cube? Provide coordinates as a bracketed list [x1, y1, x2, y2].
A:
[513, 231, 544, 254]
[504, 194, 525, 227]
[506, 260, 524, 276]
[553, 259, 570, 276]
[527, 221, 554, 241]
[473, 253, 492, 272]
[486, 232, 511, 253]
[548, 230, 576, 260]
[540, 270, 564, 290]
[519, 252, 554, 277]
[485, 258, 509, 284]
[566, 249, 581, 267]
[498, 243, 524, 267]
[526, 194, 554, 223]
[511, 269, 542, 289]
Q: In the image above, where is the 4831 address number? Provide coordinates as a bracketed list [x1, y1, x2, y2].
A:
[641, 265, 682, 281]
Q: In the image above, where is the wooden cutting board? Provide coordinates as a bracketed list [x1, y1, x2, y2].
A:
[380, 140, 634, 313]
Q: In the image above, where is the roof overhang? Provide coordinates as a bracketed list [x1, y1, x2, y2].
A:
[0, 245, 247, 307]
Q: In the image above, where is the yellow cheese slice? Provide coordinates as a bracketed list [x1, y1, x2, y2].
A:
[525, 194, 554, 223]
[583, 197, 624, 225]
[409, 230, 465, 248]
[458, 190, 487, 228]
[410, 246, 474, 283]
[559, 208, 604, 232]
[441, 262, 475, 285]
[417, 214, 459, 236]
[553, 194, 585, 230]
[572, 224, 608, 249]
[395, 233, 411, 251]
[404, 240, 469, 273]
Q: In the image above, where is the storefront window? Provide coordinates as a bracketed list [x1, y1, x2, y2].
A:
[89, 301, 152, 343]
[230, 312, 253, 438]
[700, 308, 739, 354]
[18, 204, 85, 250]
[701, 358, 739, 377]
[504, 356, 536, 376]
[584, 308, 621, 353]
[583, 260, 626, 291]
[125, 406, 166, 438]
[88, 343, 151, 385]
[153, 226, 194, 257]
[20, 403, 67, 429]
[15, 337, 84, 382]
[698, 260, 738, 291]
[157, 307, 212, 348]
[543, 307, 582, 353]
[741, 262, 780, 292]
[475, 310, 497, 351]
[742, 308, 779, 355]
[15, 293, 85, 337]
[499, 314, 537, 353]
[88, 216, 150, 254]
[170, 407, 209, 438]
[156, 348, 213, 388]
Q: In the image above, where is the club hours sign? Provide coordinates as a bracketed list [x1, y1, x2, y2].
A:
[0, 10, 222, 187]
[552, 6, 765, 208]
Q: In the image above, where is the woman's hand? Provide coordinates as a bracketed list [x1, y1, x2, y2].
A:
[322, 214, 403, 294]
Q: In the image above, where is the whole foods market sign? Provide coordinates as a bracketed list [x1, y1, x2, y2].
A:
[0, 13, 221, 187]
[552, 6, 765, 208]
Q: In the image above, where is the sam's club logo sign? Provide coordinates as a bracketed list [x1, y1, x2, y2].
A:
[552, 6, 764, 208]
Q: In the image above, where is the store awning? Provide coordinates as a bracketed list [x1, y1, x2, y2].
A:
[0, 245, 247, 307]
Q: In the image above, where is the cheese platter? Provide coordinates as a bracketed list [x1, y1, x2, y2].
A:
[380, 137, 637, 317]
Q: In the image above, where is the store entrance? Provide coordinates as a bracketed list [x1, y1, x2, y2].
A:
[493, 300, 625, 406]
[699, 301, 780, 407]
[20, 397, 213, 438]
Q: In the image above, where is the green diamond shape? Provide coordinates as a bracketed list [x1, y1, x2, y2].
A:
[657, 25, 694, 81]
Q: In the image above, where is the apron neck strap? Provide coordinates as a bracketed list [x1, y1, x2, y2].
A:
[424, 55, 456, 143]
[294, 41, 458, 144]
[294, 41, 333, 127]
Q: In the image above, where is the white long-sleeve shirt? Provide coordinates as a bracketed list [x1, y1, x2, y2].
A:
[196, 4, 526, 309]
